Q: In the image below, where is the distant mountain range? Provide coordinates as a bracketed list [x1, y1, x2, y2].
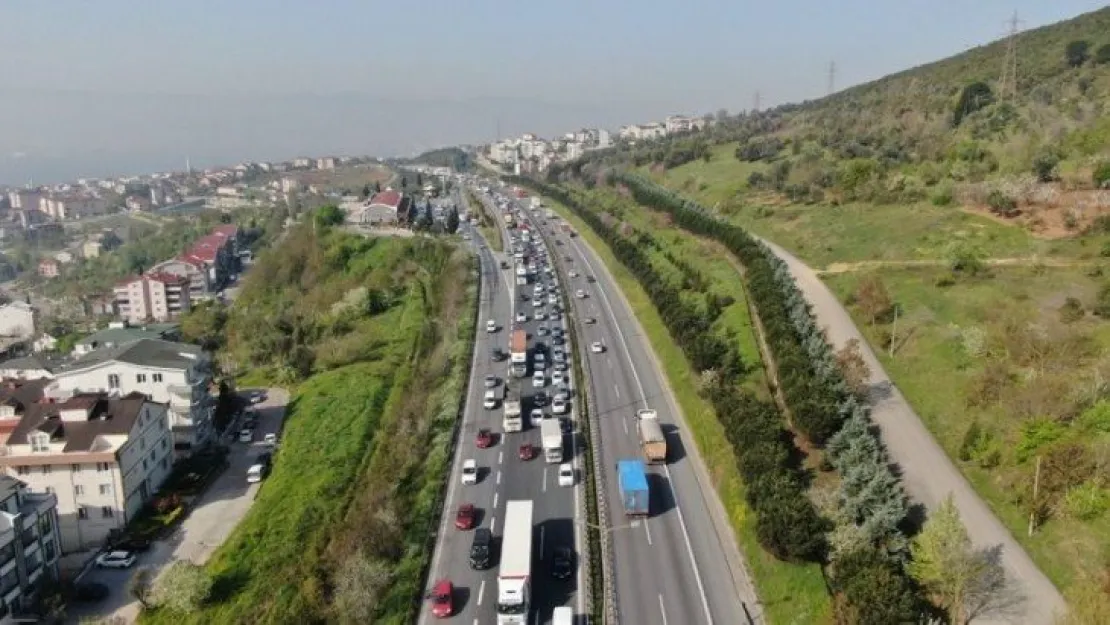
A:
[0, 90, 685, 185]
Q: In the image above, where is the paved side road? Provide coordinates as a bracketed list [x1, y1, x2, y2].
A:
[67, 388, 289, 625]
[760, 238, 1065, 624]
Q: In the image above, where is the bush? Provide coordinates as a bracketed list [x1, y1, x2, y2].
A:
[1093, 162, 1110, 189]
[1059, 297, 1085, 323]
[1064, 481, 1110, 520]
[986, 189, 1018, 217]
[1015, 418, 1068, 463]
[151, 561, 213, 614]
[832, 546, 922, 624]
[1032, 152, 1060, 182]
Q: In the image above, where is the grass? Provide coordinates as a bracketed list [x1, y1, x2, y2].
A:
[823, 265, 1110, 595]
[546, 195, 831, 624]
[467, 188, 503, 252]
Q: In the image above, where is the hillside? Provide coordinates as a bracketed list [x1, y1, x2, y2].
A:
[406, 146, 472, 171]
[561, 6, 1110, 237]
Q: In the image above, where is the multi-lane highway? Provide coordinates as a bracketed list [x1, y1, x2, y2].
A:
[419, 190, 585, 625]
[541, 201, 761, 624]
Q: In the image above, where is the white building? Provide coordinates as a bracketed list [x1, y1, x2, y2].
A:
[0, 304, 36, 342]
[53, 339, 214, 455]
[113, 273, 192, 324]
[0, 475, 61, 620]
[0, 389, 172, 553]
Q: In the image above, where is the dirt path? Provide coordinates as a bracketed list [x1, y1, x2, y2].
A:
[760, 237, 1066, 624]
[820, 257, 1095, 275]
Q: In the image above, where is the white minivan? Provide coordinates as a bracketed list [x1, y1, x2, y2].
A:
[486, 319, 497, 333]
[532, 371, 546, 388]
[552, 607, 573, 625]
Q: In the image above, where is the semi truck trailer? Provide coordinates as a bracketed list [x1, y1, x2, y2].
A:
[497, 500, 534, 625]
[636, 409, 668, 464]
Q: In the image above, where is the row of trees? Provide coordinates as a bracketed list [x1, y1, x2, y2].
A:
[607, 172, 927, 621]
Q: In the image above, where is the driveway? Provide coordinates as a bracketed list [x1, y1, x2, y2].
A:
[67, 388, 289, 624]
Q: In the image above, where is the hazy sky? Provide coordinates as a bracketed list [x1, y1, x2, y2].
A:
[0, 0, 1105, 185]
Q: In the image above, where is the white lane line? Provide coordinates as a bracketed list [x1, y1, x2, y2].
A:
[473, 619, 479, 625]
[659, 594, 670, 625]
[477, 580, 486, 606]
[542, 467, 548, 492]
[498, 451, 504, 465]
[614, 383, 620, 399]
[571, 236, 715, 625]
[491, 515, 497, 533]
[493, 492, 499, 510]
[644, 516, 654, 546]
[622, 417, 629, 435]
[496, 471, 502, 485]
[539, 526, 545, 560]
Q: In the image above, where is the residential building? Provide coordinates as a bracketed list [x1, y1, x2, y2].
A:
[150, 225, 239, 298]
[54, 339, 214, 455]
[72, 322, 178, 358]
[280, 177, 300, 194]
[0, 380, 53, 445]
[0, 389, 173, 553]
[6, 192, 42, 213]
[81, 240, 102, 259]
[36, 260, 58, 279]
[316, 157, 337, 170]
[345, 189, 410, 225]
[113, 273, 191, 324]
[40, 195, 110, 221]
[0, 475, 62, 620]
[30, 335, 56, 354]
[0, 304, 36, 341]
[0, 359, 53, 383]
[52, 251, 75, 266]
[124, 195, 151, 212]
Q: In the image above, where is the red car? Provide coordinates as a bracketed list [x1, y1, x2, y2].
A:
[429, 579, 454, 618]
[475, 428, 493, 449]
[518, 443, 534, 461]
[455, 504, 476, 530]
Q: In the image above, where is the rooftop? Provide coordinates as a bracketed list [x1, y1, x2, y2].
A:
[6, 391, 149, 453]
[62, 337, 203, 373]
[368, 190, 403, 209]
[75, 323, 179, 351]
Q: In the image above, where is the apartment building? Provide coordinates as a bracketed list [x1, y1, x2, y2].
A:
[72, 322, 179, 358]
[0, 386, 172, 554]
[0, 475, 61, 621]
[149, 225, 239, 299]
[40, 195, 110, 221]
[36, 260, 58, 279]
[0, 303, 36, 342]
[113, 273, 191, 324]
[53, 339, 214, 455]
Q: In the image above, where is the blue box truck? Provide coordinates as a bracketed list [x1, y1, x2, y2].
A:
[617, 459, 650, 517]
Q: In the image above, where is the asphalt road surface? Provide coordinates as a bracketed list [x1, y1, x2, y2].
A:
[759, 238, 1065, 624]
[542, 211, 762, 625]
[419, 195, 584, 625]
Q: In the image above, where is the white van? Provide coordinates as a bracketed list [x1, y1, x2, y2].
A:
[486, 319, 497, 333]
[553, 606, 573, 625]
[246, 464, 267, 484]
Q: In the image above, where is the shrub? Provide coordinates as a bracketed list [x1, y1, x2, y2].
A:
[832, 546, 922, 625]
[1059, 297, 1085, 323]
[986, 189, 1018, 217]
[1064, 480, 1110, 520]
[1093, 162, 1110, 189]
[1015, 418, 1068, 463]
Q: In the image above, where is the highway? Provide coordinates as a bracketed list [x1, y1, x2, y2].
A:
[418, 189, 585, 624]
[541, 204, 761, 623]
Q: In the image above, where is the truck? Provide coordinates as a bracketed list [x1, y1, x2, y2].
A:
[530, 197, 542, 210]
[636, 409, 667, 464]
[503, 213, 515, 227]
[497, 500, 534, 624]
[515, 263, 528, 277]
[616, 459, 650, 517]
[509, 329, 528, 378]
[503, 385, 522, 432]
[540, 418, 563, 463]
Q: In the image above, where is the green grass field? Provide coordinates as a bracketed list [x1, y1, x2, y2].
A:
[548, 193, 831, 625]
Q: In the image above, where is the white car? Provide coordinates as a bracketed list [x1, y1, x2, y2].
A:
[532, 298, 543, 308]
[552, 371, 565, 386]
[575, 290, 587, 299]
[483, 390, 499, 409]
[537, 324, 549, 336]
[516, 312, 528, 323]
[263, 433, 278, 446]
[558, 464, 575, 487]
[530, 408, 545, 423]
[535, 309, 546, 320]
[238, 428, 253, 443]
[96, 551, 136, 569]
[590, 342, 605, 354]
[568, 270, 578, 278]
[552, 398, 568, 415]
[461, 460, 478, 485]
[547, 294, 558, 305]
[486, 320, 497, 333]
[532, 371, 546, 388]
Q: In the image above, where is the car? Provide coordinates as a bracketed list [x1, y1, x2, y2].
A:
[586, 275, 596, 283]
[475, 428, 494, 448]
[553, 360, 567, 372]
[564, 255, 573, 262]
[532, 390, 547, 407]
[455, 504, 476, 530]
[263, 433, 278, 446]
[95, 551, 136, 569]
[246, 462, 270, 483]
[484, 374, 499, 388]
[560, 416, 573, 434]
[461, 460, 478, 484]
[552, 351, 565, 363]
[552, 335, 565, 346]
[537, 324, 549, 336]
[532, 298, 543, 308]
[532, 371, 546, 388]
[535, 309, 546, 320]
[519, 443, 535, 461]
[516, 312, 528, 323]
[550, 545, 575, 580]
[590, 342, 605, 354]
[584, 317, 597, 324]
[482, 390, 498, 409]
[486, 319, 497, 333]
[558, 463, 575, 487]
[552, 326, 564, 337]
[73, 581, 111, 602]
[575, 289, 587, 299]
[469, 528, 494, 570]
[238, 428, 253, 443]
[568, 270, 579, 278]
[552, 398, 568, 415]
[429, 579, 455, 618]
[530, 408, 545, 423]
[251, 391, 267, 404]
[547, 294, 558, 305]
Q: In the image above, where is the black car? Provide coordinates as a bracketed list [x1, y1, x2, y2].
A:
[490, 347, 503, 362]
[550, 546, 574, 580]
[256, 452, 273, 467]
[586, 276, 596, 283]
[532, 391, 547, 407]
[469, 528, 493, 570]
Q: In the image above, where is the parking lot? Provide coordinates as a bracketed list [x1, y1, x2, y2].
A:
[67, 388, 288, 624]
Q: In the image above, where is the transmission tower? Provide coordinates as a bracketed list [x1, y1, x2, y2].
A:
[999, 11, 1024, 99]
[752, 91, 761, 113]
[827, 61, 837, 96]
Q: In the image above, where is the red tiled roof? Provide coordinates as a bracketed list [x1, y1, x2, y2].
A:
[116, 271, 188, 288]
[211, 224, 239, 238]
[368, 190, 402, 209]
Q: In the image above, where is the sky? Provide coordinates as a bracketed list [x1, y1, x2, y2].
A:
[0, 0, 1106, 185]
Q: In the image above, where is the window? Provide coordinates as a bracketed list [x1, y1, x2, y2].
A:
[71, 463, 81, 472]
[30, 432, 50, 452]
[160, 457, 169, 470]
[37, 513, 51, 536]
[15, 466, 29, 476]
[107, 374, 120, 389]
[153, 373, 163, 383]
[98, 484, 112, 496]
[43, 539, 56, 562]
[142, 459, 148, 471]
[101, 506, 113, 518]
[136, 373, 147, 383]
[40, 465, 51, 475]
[140, 438, 146, 451]
[161, 438, 168, 450]
[74, 485, 84, 496]
[149, 449, 156, 461]
[96, 462, 110, 472]
[77, 507, 88, 520]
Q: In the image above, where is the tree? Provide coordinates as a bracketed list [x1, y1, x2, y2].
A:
[1093, 161, 1110, 189]
[151, 560, 213, 614]
[314, 204, 345, 228]
[128, 567, 155, 609]
[444, 207, 460, 234]
[373, 180, 382, 194]
[952, 82, 994, 126]
[361, 184, 372, 198]
[1031, 152, 1059, 183]
[332, 550, 394, 624]
[400, 175, 408, 190]
[835, 339, 872, 396]
[416, 172, 424, 187]
[180, 300, 228, 351]
[833, 546, 921, 625]
[1066, 40, 1091, 67]
[1096, 43, 1110, 65]
[854, 275, 893, 325]
[405, 200, 419, 225]
[908, 495, 1007, 624]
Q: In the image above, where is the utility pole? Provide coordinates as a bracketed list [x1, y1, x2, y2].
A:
[1028, 455, 1042, 536]
[827, 61, 837, 96]
[999, 11, 1024, 99]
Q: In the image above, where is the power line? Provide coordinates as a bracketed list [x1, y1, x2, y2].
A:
[827, 61, 837, 96]
[999, 10, 1024, 99]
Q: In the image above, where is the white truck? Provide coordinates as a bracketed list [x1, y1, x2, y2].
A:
[503, 386, 523, 432]
[540, 418, 563, 463]
[497, 500, 534, 625]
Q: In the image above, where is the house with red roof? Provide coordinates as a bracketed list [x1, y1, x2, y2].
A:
[346, 189, 413, 225]
[148, 224, 240, 299]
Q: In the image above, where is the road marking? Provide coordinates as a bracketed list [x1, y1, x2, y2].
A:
[490, 515, 497, 533]
[473, 619, 479, 625]
[572, 236, 715, 625]
[493, 492, 499, 509]
[614, 383, 620, 399]
[622, 417, 629, 435]
[498, 451, 504, 465]
[644, 516, 654, 546]
[539, 526, 545, 560]
[477, 580, 486, 606]
[496, 471, 502, 485]
[542, 467, 548, 492]
[659, 594, 670, 625]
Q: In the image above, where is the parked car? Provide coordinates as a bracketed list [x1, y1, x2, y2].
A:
[429, 579, 455, 618]
[95, 551, 136, 569]
[590, 342, 605, 354]
[238, 428, 253, 443]
[263, 433, 278, 446]
[484, 374, 499, 388]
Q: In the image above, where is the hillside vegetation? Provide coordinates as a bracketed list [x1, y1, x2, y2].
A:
[141, 219, 477, 624]
[558, 6, 1110, 240]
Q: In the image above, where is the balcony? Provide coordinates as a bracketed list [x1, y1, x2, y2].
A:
[20, 530, 36, 549]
